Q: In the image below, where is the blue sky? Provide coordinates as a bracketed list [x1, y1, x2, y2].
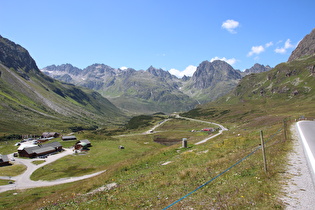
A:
[1, 0, 314, 77]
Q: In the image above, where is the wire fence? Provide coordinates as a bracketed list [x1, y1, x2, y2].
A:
[163, 126, 284, 209]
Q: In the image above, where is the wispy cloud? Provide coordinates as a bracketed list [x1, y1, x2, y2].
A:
[210, 56, 237, 65]
[247, 45, 265, 57]
[275, 39, 294, 54]
[265, 42, 273, 48]
[221, 19, 240, 34]
[169, 65, 197, 78]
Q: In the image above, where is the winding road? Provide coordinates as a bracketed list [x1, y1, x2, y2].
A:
[176, 115, 228, 145]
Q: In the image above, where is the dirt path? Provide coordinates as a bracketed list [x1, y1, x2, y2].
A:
[175, 115, 228, 145]
[0, 149, 106, 193]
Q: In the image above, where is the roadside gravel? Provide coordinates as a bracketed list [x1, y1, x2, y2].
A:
[280, 124, 315, 209]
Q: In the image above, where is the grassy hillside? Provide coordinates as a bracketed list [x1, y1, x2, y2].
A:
[0, 35, 127, 136]
[1, 36, 314, 209]
[0, 113, 289, 209]
[182, 55, 315, 127]
[0, 64, 126, 136]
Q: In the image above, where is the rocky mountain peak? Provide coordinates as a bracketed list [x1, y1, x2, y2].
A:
[244, 63, 272, 75]
[147, 66, 172, 79]
[191, 60, 241, 89]
[0, 35, 39, 75]
[288, 28, 315, 62]
[42, 64, 82, 76]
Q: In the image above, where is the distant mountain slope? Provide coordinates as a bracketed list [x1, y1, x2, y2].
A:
[288, 28, 315, 62]
[43, 60, 270, 114]
[43, 64, 198, 114]
[0, 35, 126, 133]
[182, 28, 315, 123]
[243, 63, 272, 76]
[231, 56, 315, 102]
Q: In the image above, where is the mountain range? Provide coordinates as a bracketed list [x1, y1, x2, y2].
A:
[1, 27, 315, 134]
[41, 61, 271, 114]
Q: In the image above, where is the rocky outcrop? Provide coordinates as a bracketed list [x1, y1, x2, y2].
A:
[0, 35, 38, 74]
[288, 28, 315, 62]
[191, 60, 242, 89]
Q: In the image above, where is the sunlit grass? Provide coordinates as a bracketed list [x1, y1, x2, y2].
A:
[0, 164, 26, 177]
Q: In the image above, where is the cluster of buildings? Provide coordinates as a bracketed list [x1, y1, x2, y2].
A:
[1, 132, 92, 162]
[17, 141, 63, 158]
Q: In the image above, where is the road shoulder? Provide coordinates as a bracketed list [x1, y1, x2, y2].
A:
[280, 124, 315, 209]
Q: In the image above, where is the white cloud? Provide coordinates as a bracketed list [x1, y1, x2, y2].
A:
[274, 48, 286, 54]
[265, 42, 273, 48]
[210, 57, 237, 65]
[247, 45, 265, 57]
[285, 39, 294, 49]
[120, 66, 128, 70]
[169, 65, 197, 78]
[275, 39, 294, 54]
[221, 19, 240, 34]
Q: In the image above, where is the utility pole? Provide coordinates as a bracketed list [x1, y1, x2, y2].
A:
[260, 130, 267, 173]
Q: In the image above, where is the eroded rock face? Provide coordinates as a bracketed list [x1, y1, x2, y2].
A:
[0, 35, 38, 74]
[288, 28, 315, 62]
[191, 60, 242, 89]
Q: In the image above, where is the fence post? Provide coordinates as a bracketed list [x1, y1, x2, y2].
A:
[283, 119, 287, 141]
[182, 138, 187, 148]
[260, 130, 267, 173]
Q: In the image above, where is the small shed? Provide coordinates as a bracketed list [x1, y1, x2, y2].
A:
[74, 139, 91, 150]
[78, 139, 91, 146]
[0, 154, 10, 166]
[62, 136, 77, 141]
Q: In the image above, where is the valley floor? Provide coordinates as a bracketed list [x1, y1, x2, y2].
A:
[281, 124, 315, 209]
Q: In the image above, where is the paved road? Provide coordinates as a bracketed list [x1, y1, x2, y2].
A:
[0, 148, 106, 193]
[296, 120, 315, 175]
